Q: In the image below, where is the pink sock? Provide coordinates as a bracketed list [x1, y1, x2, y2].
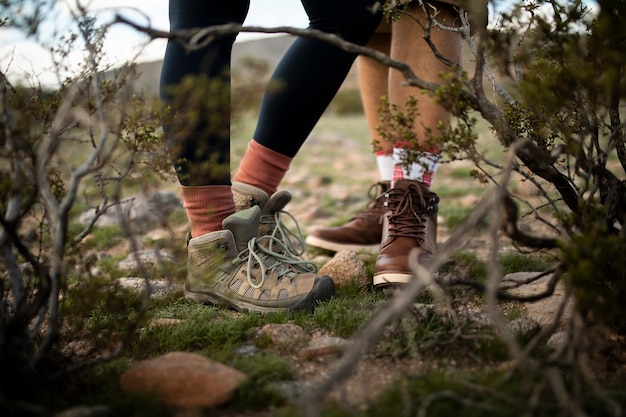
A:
[181, 185, 235, 238]
[233, 140, 292, 196]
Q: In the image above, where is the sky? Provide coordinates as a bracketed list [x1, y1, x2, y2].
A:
[0, 0, 597, 88]
[0, 0, 310, 86]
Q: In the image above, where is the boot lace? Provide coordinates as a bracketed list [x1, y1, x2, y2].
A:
[235, 234, 317, 290]
[353, 181, 390, 222]
[382, 184, 439, 244]
[261, 209, 309, 259]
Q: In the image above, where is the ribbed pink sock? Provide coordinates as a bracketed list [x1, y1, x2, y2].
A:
[181, 185, 235, 238]
[232, 140, 292, 196]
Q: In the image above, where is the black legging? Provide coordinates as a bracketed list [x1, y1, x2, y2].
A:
[161, 0, 382, 186]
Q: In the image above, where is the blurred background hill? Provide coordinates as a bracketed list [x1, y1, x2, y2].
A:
[129, 35, 359, 97]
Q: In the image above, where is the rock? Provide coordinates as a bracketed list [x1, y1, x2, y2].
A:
[148, 318, 182, 328]
[299, 336, 350, 360]
[119, 352, 247, 409]
[505, 317, 541, 339]
[547, 331, 569, 351]
[500, 272, 572, 328]
[234, 344, 263, 357]
[318, 251, 369, 286]
[117, 277, 173, 292]
[260, 323, 308, 347]
[265, 380, 317, 403]
[117, 249, 176, 272]
[78, 190, 182, 233]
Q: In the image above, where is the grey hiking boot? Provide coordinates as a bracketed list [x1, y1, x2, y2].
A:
[185, 206, 335, 313]
[232, 181, 308, 261]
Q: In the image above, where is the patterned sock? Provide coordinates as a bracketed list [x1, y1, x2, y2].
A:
[181, 185, 235, 238]
[376, 151, 395, 181]
[392, 145, 441, 188]
[233, 140, 292, 196]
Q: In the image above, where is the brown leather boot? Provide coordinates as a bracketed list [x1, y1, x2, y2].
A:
[305, 181, 390, 253]
[373, 180, 439, 288]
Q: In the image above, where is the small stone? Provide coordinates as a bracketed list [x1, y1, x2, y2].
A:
[506, 317, 541, 339]
[117, 250, 175, 272]
[119, 352, 247, 409]
[148, 318, 182, 328]
[318, 251, 369, 286]
[117, 277, 172, 291]
[260, 323, 308, 347]
[234, 344, 262, 357]
[547, 331, 569, 351]
[299, 336, 350, 360]
[266, 380, 316, 403]
[78, 190, 182, 233]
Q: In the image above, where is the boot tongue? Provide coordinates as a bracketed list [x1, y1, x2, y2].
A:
[261, 189, 291, 216]
[222, 206, 261, 252]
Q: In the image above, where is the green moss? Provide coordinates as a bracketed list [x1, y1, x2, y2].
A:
[129, 305, 262, 359]
[231, 354, 294, 410]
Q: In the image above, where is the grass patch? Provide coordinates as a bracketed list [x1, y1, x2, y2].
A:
[438, 205, 489, 231]
[378, 311, 457, 359]
[435, 185, 481, 198]
[499, 252, 550, 274]
[231, 354, 294, 411]
[62, 277, 153, 346]
[130, 305, 264, 360]
[79, 225, 125, 251]
[310, 290, 384, 338]
[440, 251, 488, 282]
[447, 165, 475, 179]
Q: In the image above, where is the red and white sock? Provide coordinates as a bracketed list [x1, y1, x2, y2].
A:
[391, 145, 440, 188]
[376, 151, 395, 181]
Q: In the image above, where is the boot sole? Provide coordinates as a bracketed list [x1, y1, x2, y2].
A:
[373, 271, 439, 289]
[184, 276, 336, 313]
[305, 235, 379, 254]
[372, 272, 412, 288]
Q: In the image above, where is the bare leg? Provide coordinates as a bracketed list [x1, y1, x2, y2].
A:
[389, 2, 462, 149]
[357, 30, 392, 153]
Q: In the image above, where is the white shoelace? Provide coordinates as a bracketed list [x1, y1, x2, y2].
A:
[240, 234, 317, 290]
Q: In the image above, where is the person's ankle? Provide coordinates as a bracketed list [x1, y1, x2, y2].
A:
[181, 185, 235, 238]
[233, 140, 291, 195]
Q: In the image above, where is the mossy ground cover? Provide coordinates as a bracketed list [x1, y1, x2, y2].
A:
[50, 239, 626, 417]
[32, 111, 626, 416]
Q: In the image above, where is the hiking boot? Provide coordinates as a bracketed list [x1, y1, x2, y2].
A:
[306, 181, 390, 253]
[185, 206, 336, 313]
[373, 180, 439, 288]
[232, 182, 308, 261]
